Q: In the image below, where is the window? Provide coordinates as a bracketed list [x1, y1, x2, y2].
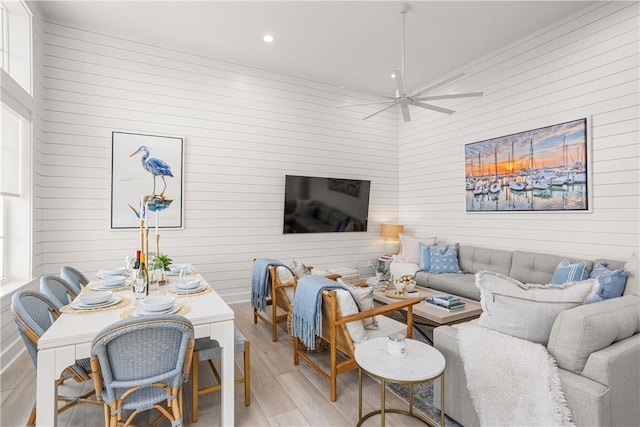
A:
[0, 0, 32, 94]
[0, 0, 31, 289]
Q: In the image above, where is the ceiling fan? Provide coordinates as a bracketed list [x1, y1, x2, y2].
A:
[336, 4, 483, 122]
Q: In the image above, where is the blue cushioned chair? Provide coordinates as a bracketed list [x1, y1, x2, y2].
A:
[191, 325, 250, 422]
[11, 290, 98, 426]
[90, 314, 195, 427]
[60, 266, 90, 294]
[39, 275, 77, 311]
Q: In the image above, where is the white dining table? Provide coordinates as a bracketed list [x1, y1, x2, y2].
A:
[36, 275, 235, 426]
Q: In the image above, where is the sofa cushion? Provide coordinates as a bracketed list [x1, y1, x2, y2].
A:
[584, 263, 629, 304]
[418, 272, 479, 300]
[429, 243, 461, 273]
[458, 245, 512, 276]
[623, 254, 639, 296]
[510, 251, 592, 284]
[548, 295, 640, 374]
[418, 242, 432, 271]
[399, 234, 437, 264]
[476, 270, 599, 345]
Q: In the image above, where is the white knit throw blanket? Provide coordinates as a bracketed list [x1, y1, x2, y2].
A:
[456, 323, 575, 427]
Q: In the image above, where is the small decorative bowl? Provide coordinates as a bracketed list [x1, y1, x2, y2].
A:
[176, 278, 201, 290]
[98, 276, 125, 287]
[78, 290, 113, 305]
[141, 295, 176, 312]
[169, 264, 189, 273]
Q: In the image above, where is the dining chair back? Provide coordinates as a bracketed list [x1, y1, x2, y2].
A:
[60, 266, 90, 294]
[90, 314, 195, 427]
[191, 325, 250, 422]
[11, 290, 97, 426]
[39, 275, 77, 310]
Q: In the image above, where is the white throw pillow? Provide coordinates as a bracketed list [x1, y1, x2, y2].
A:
[348, 286, 378, 330]
[335, 289, 367, 344]
[476, 270, 599, 346]
[276, 259, 310, 284]
[399, 234, 437, 264]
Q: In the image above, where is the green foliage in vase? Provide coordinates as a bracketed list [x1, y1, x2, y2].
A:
[155, 254, 173, 271]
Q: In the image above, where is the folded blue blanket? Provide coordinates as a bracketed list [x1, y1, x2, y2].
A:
[251, 258, 290, 312]
[291, 275, 346, 350]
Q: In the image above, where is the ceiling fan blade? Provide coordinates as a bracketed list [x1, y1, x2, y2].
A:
[335, 99, 396, 108]
[408, 72, 466, 98]
[400, 104, 411, 122]
[392, 69, 407, 97]
[362, 102, 398, 120]
[413, 92, 484, 101]
[410, 101, 455, 115]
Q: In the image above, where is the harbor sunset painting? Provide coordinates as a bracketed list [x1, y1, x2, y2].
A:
[465, 118, 588, 212]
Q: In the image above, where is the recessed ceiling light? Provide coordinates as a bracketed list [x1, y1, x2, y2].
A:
[263, 34, 274, 43]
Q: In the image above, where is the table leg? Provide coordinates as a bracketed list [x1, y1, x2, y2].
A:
[440, 372, 445, 427]
[358, 368, 363, 420]
[409, 383, 413, 415]
[36, 348, 58, 427]
[381, 378, 385, 427]
[211, 320, 235, 427]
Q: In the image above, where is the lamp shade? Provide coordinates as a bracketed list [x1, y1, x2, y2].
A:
[380, 223, 404, 239]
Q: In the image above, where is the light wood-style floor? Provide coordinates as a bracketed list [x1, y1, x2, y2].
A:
[2, 301, 431, 427]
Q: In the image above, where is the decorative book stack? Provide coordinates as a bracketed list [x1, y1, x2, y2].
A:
[426, 294, 466, 311]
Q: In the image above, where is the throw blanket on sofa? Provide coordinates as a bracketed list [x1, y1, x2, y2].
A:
[291, 275, 345, 350]
[457, 322, 575, 427]
[251, 258, 290, 312]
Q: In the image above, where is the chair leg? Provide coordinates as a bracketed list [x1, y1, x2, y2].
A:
[253, 308, 257, 324]
[244, 340, 251, 406]
[271, 301, 278, 342]
[26, 405, 36, 426]
[192, 350, 199, 423]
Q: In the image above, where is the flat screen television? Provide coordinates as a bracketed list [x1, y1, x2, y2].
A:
[283, 175, 370, 234]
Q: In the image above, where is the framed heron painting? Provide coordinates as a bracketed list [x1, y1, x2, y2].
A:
[111, 132, 184, 229]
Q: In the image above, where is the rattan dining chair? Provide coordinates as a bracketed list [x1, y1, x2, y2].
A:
[90, 314, 195, 427]
[39, 275, 78, 311]
[11, 290, 99, 426]
[191, 325, 250, 422]
[61, 266, 90, 294]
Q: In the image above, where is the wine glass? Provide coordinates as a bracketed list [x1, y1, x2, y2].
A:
[179, 267, 190, 303]
[125, 255, 133, 277]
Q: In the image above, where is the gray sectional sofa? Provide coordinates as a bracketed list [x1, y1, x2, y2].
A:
[391, 245, 640, 426]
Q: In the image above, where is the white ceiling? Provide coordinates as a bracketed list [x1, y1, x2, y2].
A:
[37, 1, 595, 96]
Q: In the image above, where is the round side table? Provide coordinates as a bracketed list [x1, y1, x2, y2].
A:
[354, 337, 445, 427]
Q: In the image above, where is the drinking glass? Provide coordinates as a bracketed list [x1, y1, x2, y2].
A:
[179, 267, 190, 302]
[134, 277, 147, 301]
[125, 255, 133, 276]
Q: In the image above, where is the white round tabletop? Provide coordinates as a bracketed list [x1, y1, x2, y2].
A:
[354, 337, 445, 382]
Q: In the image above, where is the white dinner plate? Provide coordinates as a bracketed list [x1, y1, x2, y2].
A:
[97, 273, 127, 281]
[89, 282, 128, 291]
[134, 304, 180, 316]
[71, 296, 121, 310]
[173, 284, 206, 294]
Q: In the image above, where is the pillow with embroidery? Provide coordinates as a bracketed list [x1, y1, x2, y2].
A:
[584, 262, 629, 304]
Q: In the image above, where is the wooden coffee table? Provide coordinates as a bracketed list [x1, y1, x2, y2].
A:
[373, 287, 482, 343]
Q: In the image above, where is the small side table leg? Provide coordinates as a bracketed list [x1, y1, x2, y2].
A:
[409, 383, 414, 415]
[381, 378, 386, 427]
[358, 368, 363, 420]
[440, 372, 445, 427]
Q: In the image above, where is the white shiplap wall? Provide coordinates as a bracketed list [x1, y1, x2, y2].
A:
[398, 1, 639, 261]
[37, 21, 400, 303]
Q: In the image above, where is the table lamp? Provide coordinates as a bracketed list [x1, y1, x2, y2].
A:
[380, 223, 404, 256]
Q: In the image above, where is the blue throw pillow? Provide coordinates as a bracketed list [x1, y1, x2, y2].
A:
[418, 242, 432, 271]
[584, 262, 629, 304]
[551, 260, 588, 284]
[428, 243, 460, 274]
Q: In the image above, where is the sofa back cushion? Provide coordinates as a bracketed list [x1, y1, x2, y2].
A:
[623, 254, 639, 296]
[548, 295, 640, 374]
[510, 251, 593, 284]
[458, 245, 512, 276]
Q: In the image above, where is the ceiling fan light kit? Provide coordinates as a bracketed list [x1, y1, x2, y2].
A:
[336, 4, 483, 122]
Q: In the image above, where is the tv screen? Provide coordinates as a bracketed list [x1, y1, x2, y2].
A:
[283, 175, 370, 234]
